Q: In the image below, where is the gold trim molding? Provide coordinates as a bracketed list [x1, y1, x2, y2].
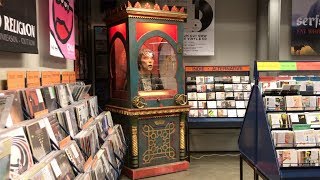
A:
[132, 126, 138, 157]
[106, 105, 190, 116]
[180, 121, 185, 150]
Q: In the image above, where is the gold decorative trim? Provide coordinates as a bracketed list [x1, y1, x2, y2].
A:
[132, 126, 138, 157]
[106, 105, 190, 116]
[154, 120, 165, 125]
[180, 121, 185, 150]
[128, 15, 184, 22]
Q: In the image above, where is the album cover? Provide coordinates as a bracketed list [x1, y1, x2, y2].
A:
[306, 113, 320, 128]
[64, 108, 79, 138]
[240, 76, 250, 83]
[198, 109, 208, 117]
[65, 84, 75, 104]
[46, 113, 67, 143]
[278, 80, 297, 88]
[23, 88, 46, 118]
[245, 101, 249, 107]
[186, 76, 196, 85]
[102, 140, 118, 177]
[189, 110, 199, 117]
[0, 95, 14, 128]
[236, 101, 245, 109]
[95, 113, 109, 140]
[294, 129, 316, 147]
[297, 149, 319, 166]
[243, 92, 251, 100]
[106, 111, 114, 128]
[18, 162, 47, 180]
[92, 158, 105, 180]
[277, 149, 298, 167]
[302, 96, 317, 110]
[41, 86, 58, 112]
[62, 140, 85, 172]
[242, 84, 252, 91]
[314, 81, 320, 94]
[198, 101, 207, 109]
[216, 92, 225, 100]
[33, 163, 56, 180]
[187, 85, 197, 92]
[74, 102, 90, 128]
[268, 113, 290, 128]
[234, 92, 244, 100]
[227, 109, 237, 117]
[217, 109, 228, 117]
[224, 84, 233, 92]
[188, 101, 198, 108]
[222, 76, 232, 83]
[207, 92, 216, 100]
[215, 84, 224, 91]
[204, 76, 214, 84]
[197, 93, 207, 100]
[88, 96, 99, 118]
[196, 76, 205, 85]
[288, 113, 307, 124]
[264, 96, 285, 111]
[214, 76, 223, 83]
[232, 76, 241, 83]
[225, 92, 234, 100]
[232, 84, 243, 91]
[207, 101, 217, 108]
[196, 85, 207, 93]
[237, 109, 246, 117]
[0, 137, 12, 180]
[207, 109, 217, 117]
[272, 130, 294, 147]
[206, 84, 215, 92]
[286, 96, 303, 111]
[26, 120, 52, 161]
[216, 101, 223, 108]
[95, 149, 114, 180]
[114, 124, 126, 148]
[77, 85, 92, 101]
[0, 127, 34, 179]
[1, 90, 24, 125]
[55, 84, 69, 108]
[187, 92, 197, 100]
[50, 151, 75, 180]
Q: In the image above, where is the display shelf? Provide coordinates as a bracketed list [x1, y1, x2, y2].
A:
[239, 60, 320, 180]
[188, 117, 243, 129]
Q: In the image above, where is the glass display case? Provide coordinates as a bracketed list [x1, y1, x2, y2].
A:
[105, 1, 189, 179]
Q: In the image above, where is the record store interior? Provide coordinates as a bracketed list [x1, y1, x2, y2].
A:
[2, 0, 320, 179]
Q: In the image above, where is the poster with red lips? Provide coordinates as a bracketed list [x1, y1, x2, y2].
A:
[49, 0, 75, 60]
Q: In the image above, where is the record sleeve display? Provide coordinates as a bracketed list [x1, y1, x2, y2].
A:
[1, 91, 25, 126]
[61, 140, 85, 172]
[49, 151, 75, 180]
[22, 88, 46, 118]
[0, 94, 14, 128]
[55, 85, 70, 108]
[0, 137, 12, 179]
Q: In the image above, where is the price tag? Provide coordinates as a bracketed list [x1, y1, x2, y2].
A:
[50, 159, 62, 177]
[36, 89, 44, 103]
[70, 144, 79, 158]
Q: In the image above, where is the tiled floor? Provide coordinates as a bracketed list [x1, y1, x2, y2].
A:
[120, 153, 255, 180]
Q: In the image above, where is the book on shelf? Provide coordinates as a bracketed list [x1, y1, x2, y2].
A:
[268, 113, 290, 128]
[232, 76, 241, 83]
[232, 84, 243, 91]
[198, 109, 208, 117]
[224, 84, 233, 91]
[187, 85, 197, 92]
[206, 84, 215, 92]
[225, 92, 234, 100]
[305, 113, 320, 128]
[186, 77, 196, 85]
[215, 84, 224, 91]
[198, 101, 207, 109]
[188, 101, 198, 108]
[271, 130, 294, 147]
[227, 109, 237, 117]
[206, 92, 216, 100]
[187, 92, 197, 100]
[217, 109, 228, 117]
[288, 113, 307, 124]
[207, 101, 217, 108]
[196, 85, 206, 93]
[197, 93, 207, 100]
[240, 76, 250, 83]
[302, 96, 317, 110]
[236, 101, 245, 109]
[237, 109, 246, 117]
[285, 96, 303, 111]
[215, 92, 225, 100]
[189, 110, 198, 117]
[204, 76, 214, 84]
[196, 76, 205, 85]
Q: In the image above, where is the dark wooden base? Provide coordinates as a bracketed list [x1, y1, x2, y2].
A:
[122, 161, 190, 179]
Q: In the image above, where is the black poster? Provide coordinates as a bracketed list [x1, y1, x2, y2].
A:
[0, 0, 38, 53]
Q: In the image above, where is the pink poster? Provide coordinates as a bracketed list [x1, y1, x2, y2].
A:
[49, 0, 75, 60]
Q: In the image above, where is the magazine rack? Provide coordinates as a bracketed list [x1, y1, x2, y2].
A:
[238, 61, 320, 180]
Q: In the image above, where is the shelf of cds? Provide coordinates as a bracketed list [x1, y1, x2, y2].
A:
[239, 61, 320, 180]
[0, 80, 127, 179]
[185, 66, 252, 128]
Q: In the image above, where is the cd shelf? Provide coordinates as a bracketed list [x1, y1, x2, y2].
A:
[239, 60, 320, 180]
[185, 65, 251, 129]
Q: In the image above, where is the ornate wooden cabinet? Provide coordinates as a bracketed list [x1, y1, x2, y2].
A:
[105, 1, 189, 178]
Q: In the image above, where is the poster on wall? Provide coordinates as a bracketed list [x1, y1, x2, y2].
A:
[292, 0, 320, 55]
[155, 0, 215, 56]
[0, 0, 38, 53]
[49, 0, 75, 60]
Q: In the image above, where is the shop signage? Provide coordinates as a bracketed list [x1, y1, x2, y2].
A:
[292, 0, 320, 55]
[49, 0, 75, 60]
[0, 0, 38, 53]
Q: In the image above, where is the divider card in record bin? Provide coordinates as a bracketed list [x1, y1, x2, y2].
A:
[257, 61, 320, 71]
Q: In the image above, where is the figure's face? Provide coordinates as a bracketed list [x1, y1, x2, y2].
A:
[140, 54, 154, 72]
[53, 0, 74, 44]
